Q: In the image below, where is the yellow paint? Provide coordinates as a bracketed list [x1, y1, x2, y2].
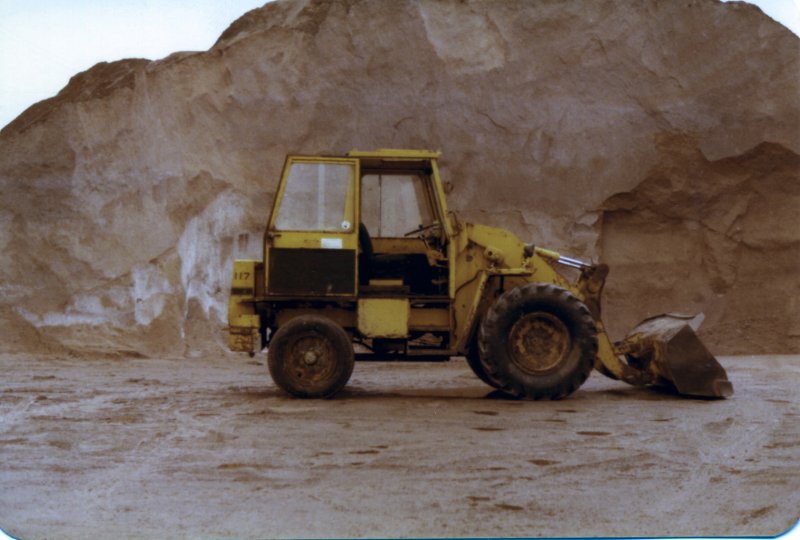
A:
[228, 329, 259, 353]
[276, 307, 356, 329]
[358, 298, 410, 338]
[231, 259, 257, 290]
[368, 278, 404, 287]
[263, 156, 360, 296]
[595, 323, 626, 379]
[533, 246, 561, 261]
[227, 259, 260, 353]
[429, 158, 453, 238]
[408, 307, 450, 330]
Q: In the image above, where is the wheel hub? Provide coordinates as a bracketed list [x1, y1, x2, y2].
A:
[508, 311, 571, 374]
[303, 351, 319, 365]
[285, 334, 335, 386]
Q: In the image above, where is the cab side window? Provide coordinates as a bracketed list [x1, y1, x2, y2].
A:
[361, 174, 434, 237]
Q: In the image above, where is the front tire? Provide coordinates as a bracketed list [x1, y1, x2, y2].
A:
[267, 315, 354, 398]
[478, 283, 597, 400]
[466, 345, 501, 389]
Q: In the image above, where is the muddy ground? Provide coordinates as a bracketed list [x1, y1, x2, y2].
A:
[0, 353, 797, 539]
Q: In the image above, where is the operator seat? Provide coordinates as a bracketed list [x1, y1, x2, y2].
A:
[359, 223, 408, 286]
[358, 223, 440, 294]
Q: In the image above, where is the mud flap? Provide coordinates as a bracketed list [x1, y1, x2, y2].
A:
[616, 314, 733, 398]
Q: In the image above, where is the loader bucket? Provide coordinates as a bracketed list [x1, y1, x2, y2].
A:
[620, 314, 733, 398]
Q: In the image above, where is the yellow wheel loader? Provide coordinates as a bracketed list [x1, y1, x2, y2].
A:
[228, 149, 732, 400]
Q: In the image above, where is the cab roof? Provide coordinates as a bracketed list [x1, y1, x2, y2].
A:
[347, 148, 441, 159]
[344, 149, 440, 174]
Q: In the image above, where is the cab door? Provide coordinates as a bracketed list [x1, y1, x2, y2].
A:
[265, 156, 360, 297]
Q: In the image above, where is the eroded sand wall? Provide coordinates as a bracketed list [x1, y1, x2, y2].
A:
[0, 0, 798, 355]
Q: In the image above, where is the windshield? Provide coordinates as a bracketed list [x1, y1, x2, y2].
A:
[274, 161, 355, 232]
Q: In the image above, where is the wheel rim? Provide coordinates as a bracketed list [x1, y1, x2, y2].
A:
[508, 311, 572, 375]
[282, 332, 338, 392]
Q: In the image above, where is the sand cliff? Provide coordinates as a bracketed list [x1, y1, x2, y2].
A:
[1, 0, 797, 356]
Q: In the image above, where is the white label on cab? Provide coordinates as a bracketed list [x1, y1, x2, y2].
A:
[321, 238, 343, 249]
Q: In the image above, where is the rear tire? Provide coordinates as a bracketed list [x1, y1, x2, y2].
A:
[268, 315, 354, 398]
[478, 283, 597, 400]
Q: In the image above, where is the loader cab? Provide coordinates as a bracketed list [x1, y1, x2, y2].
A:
[261, 149, 454, 358]
[264, 149, 451, 299]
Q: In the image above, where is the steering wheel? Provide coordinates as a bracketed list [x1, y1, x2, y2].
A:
[403, 221, 440, 237]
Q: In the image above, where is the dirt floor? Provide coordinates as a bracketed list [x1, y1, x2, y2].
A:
[0, 353, 798, 539]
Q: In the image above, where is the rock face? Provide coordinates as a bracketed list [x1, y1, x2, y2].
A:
[1, 0, 798, 357]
